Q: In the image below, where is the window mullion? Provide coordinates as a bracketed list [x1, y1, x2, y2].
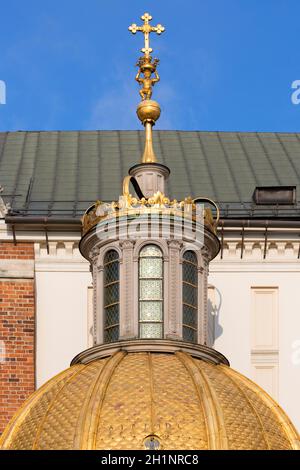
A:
[103, 250, 120, 343]
[139, 245, 164, 339]
[182, 251, 198, 343]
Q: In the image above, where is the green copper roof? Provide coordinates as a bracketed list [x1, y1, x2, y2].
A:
[1, 130, 300, 219]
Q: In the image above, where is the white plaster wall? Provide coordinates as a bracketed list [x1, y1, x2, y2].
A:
[209, 261, 300, 433]
[208, 271, 252, 376]
[35, 250, 91, 387]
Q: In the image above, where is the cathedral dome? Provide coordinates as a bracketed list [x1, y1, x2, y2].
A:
[1, 343, 299, 450]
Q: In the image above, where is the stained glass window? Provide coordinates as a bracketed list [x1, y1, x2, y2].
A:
[182, 251, 198, 343]
[103, 250, 119, 343]
[139, 245, 163, 338]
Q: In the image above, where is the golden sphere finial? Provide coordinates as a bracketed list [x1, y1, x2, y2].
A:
[136, 100, 161, 125]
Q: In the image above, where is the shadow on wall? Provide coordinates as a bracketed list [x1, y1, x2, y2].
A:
[207, 286, 223, 346]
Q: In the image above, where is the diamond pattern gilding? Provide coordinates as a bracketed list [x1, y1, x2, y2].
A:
[95, 353, 151, 450]
[224, 368, 292, 450]
[36, 362, 104, 450]
[7, 366, 83, 450]
[196, 361, 267, 450]
[1, 352, 298, 450]
[150, 354, 208, 450]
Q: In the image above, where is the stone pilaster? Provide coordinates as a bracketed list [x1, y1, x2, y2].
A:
[90, 247, 100, 345]
[200, 246, 210, 345]
[119, 240, 135, 340]
[166, 240, 183, 339]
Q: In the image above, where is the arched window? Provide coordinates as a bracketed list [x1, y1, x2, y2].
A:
[103, 250, 120, 343]
[139, 245, 163, 338]
[182, 251, 198, 343]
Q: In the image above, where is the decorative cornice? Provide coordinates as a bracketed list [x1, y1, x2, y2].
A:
[214, 240, 300, 262]
[70, 339, 230, 367]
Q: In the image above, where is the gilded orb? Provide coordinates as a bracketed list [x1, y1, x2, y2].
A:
[137, 100, 161, 124]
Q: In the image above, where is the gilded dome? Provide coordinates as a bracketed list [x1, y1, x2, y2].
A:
[1, 347, 299, 450]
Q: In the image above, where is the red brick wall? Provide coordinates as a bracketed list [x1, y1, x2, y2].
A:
[0, 242, 34, 260]
[0, 242, 35, 434]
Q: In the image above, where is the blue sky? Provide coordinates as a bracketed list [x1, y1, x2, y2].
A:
[0, 0, 300, 132]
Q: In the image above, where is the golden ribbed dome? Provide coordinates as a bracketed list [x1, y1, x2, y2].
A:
[1, 350, 299, 450]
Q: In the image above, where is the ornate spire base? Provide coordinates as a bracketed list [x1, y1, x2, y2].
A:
[129, 162, 170, 198]
[137, 100, 161, 163]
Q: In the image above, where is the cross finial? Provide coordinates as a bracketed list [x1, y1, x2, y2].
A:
[129, 12, 165, 57]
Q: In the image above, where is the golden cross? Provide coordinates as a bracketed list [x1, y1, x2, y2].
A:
[129, 13, 165, 57]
